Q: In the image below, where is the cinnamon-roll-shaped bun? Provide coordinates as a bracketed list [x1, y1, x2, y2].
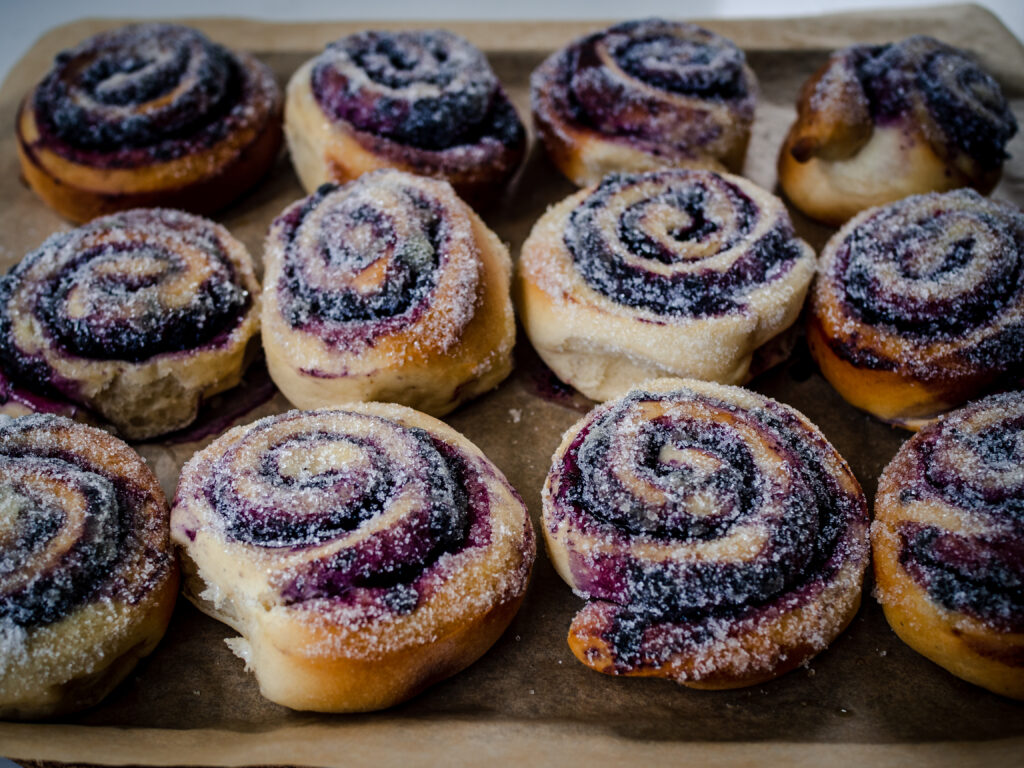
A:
[263, 170, 514, 416]
[778, 36, 1018, 225]
[0, 414, 178, 719]
[16, 23, 283, 224]
[531, 19, 758, 187]
[0, 208, 261, 440]
[517, 169, 815, 401]
[542, 378, 869, 688]
[808, 189, 1024, 430]
[285, 28, 525, 204]
[874, 391, 1024, 699]
[171, 404, 535, 712]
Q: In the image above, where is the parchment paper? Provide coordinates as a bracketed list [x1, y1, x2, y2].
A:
[2, 5, 1023, 766]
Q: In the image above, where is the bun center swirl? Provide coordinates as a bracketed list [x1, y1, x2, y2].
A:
[564, 170, 801, 317]
[273, 174, 479, 349]
[0, 209, 250, 364]
[552, 387, 860, 627]
[852, 36, 1017, 169]
[0, 415, 172, 631]
[311, 29, 518, 151]
[0, 455, 121, 626]
[198, 410, 479, 608]
[834, 189, 1024, 340]
[565, 19, 754, 140]
[887, 393, 1024, 630]
[33, 23, 241, 152]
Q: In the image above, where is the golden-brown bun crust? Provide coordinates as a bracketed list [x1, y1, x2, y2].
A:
[873, 392, 1024, 699]
[808, 189, 1024, 431]
[530, 20, 756, 187]
[542, 378, 869, 689]
[170, 404, 535, 713]
[516, 169, 814, 401]
[778, 36, 1014, 226]
[262, 170, 514, 417]
[0, 414, 178, 719]
[16, 25, 282, 223]
[284, 30, 525, 206]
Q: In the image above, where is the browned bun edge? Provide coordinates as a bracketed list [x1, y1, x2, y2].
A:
[16, 94, 283, 223]
[806, 309, 1001, 431]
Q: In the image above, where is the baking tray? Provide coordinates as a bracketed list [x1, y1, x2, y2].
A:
[1, 5, 1023, 766]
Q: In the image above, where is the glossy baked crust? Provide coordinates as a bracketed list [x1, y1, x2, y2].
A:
[808, 188, 1024, 430]
[285, 29, 525, 205]
[542, 378, 869, 688]
[16, 23, 282, 224]
[516, 168, 814, 401]
[531, 19, 757, 187]
[262, 170, 514, 417]
[873, 391, 1024, 699]
[778, 36, 1017, 225]
[170, 404, 535, 712]
[0, 414, 178, 719]
[0, 208, 262, 440]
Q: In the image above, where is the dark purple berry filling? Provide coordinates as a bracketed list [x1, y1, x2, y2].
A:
[311, 29, 524, 153]
[565, 171, 801, 317]
[551, 387, 864, 645]
[850, 36, 1017, 169]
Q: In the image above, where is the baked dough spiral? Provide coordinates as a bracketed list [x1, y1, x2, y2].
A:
[171, 404, 535, 712]
[517, 168, 815, 401]
[542, 378, 869, 688]
[874, 391, 1024, 699]
[778, 35, 1018, 225]
[531, 19, 758, 186]
[0, 208, 262, 440]
[0, 414, 178, 719]
[808, 188, 1024, 430]
[285, 28, 525, 204]
[16, 23, 282, 223]
[263, 169, 514, 416]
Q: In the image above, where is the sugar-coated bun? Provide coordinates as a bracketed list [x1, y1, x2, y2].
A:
[516, 168, 815, 401]
[171, 404, 535, 712]
[285, 29, 525, 205]
[262, 170, 514, 417]
[542, 378, 869, 688]
[0, 208, 262, 440]
[17, 23, 282, 223]
[531, 19, 757, 187]
[873, 391, 1024, 699]
[808, 188, 1024, 431]
[0, 414, 178, 719]
[778, 36, 1017, 226]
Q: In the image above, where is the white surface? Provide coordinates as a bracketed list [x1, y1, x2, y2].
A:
[0, 0, 1021, 84]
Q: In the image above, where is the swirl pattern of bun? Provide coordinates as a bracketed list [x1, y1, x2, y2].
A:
[542, 379, 868, 688]
[0, 208, 261, 440]
[263, 170, 514, 416]
[778, 35, 1018, 225]
[874, 391, 1024, 699]
[808, 188, 1024, 430]
[285, 28, 525, 204]
[517, 169, 815, 401]
[0, 414, 178, 719]
[16, 23, 283, 223]
[531, 19, 758, 187]
[171, 404, 535, 712]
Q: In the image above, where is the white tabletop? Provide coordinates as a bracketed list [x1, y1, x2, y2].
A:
[1, 0, 1021, 84]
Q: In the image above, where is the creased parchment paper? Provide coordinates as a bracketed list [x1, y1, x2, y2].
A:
[2, 5, 1023, 766]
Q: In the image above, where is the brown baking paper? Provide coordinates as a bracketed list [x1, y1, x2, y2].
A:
[2, 5, 1023, 766]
